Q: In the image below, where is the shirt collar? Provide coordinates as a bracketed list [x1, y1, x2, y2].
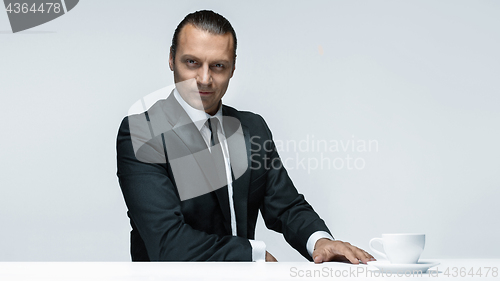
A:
[173, 88, 223, 132]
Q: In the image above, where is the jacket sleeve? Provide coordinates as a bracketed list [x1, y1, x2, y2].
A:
[116, 117, 252, 261]
[254, 115, 333, 261]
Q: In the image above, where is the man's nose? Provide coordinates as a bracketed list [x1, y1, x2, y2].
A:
[197, 65, 212, 86]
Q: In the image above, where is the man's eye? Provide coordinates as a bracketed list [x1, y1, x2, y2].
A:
[187, 59, 196, 65]
[214, 63, 224, 68]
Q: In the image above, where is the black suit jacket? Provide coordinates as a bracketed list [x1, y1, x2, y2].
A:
[116, 93, 331, 261]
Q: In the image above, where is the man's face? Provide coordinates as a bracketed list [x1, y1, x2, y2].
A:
[169, 24, 235, 115]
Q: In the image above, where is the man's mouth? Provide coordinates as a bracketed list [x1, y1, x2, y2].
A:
[198, 91, 213, 95]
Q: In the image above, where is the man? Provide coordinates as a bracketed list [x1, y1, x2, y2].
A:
[117, 10, 375, 263]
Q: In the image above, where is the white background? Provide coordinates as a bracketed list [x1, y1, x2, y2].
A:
[0, 0, 498, 261]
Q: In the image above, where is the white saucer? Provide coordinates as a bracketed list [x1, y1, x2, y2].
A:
[367, 260, 440, 274]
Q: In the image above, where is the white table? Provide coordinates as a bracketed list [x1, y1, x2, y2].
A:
[0, 259, 498, 280]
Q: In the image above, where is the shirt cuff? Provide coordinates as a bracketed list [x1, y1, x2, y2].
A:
[248, 240, 266, 262]
[306, 231, 334, 257]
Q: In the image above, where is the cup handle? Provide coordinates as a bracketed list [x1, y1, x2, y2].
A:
[369, 238, 387, 260]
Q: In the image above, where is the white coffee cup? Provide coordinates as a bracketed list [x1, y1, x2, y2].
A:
[369, 233, 425, 264]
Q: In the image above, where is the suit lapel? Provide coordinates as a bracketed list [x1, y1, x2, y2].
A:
[156, 94, 252, 236]
[160, 94, 232, 233]
[223, 107, 251, 238]
[161, 94, 226, 192]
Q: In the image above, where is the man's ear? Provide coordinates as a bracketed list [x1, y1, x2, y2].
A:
[169, 47, 174, 71]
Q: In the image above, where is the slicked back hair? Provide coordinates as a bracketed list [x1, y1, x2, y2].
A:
[171, 10, 237, 65]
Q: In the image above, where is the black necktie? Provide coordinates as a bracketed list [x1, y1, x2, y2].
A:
[207, 118, 218, 146]
[206, 118, 227, 187]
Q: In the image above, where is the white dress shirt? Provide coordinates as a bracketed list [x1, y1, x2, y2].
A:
[173, 89, 333, 261]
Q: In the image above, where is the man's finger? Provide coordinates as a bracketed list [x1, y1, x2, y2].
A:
[313, 246, 333, 263]
[364, 251, 376, 260]
[361, 250, 376, 261]
[348, 246, 370, 264]
[348, 245, 376, 264]
[313, 240, 376, 264]
[266, 251, 278, 262]
[313, 255, 323, 263]
[341, 247, 360, 264]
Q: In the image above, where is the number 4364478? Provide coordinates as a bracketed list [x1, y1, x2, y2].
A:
[6, 3, 62, 14]
[442, 267, 498, 278]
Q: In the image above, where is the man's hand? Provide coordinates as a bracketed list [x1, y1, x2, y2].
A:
[266, 251, 277, 262]
[312, 238, 375, 264]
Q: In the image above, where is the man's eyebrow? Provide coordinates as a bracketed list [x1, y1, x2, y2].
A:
[180, 54, 200, 61]
[179, 55, 231, 64]
[212, 60, 230, 64]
